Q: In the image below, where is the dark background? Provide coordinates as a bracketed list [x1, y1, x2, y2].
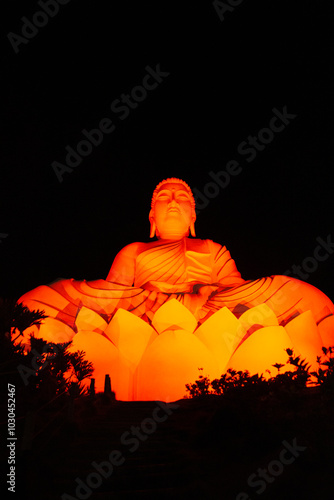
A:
[1, 0, 333, 301]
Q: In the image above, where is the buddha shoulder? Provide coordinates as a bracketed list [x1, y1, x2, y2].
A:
[141, 238, 222, 253]
[114, 239, 223, 258]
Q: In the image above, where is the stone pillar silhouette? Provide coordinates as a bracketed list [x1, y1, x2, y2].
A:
[104, 374, 111, 395]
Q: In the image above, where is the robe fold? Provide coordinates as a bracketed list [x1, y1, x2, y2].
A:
[19, 238, 334, 330]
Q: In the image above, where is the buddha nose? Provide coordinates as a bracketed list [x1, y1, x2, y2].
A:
[169, 197, 178, 207]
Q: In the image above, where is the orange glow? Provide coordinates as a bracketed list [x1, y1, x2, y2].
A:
[194, 306, 245, 373]
[136, 328, 220, 402]
[225, 326, 293, 376]
[318, 315, 334, 347]
[105, 308, 158, 369]
[68, 331, 132, 401]
[284, 311, 324, 369]
[18, 178, 334, 400]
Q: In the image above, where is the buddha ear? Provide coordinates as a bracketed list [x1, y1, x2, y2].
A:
[150, 220, 156, 238]
[149, 209, 156, 238]
[190, 218, 196, 237]
[190, 222, 196, 237]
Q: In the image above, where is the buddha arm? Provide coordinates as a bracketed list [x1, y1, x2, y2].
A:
[106, 243, 138, 285]
[209, 240, 245, 286]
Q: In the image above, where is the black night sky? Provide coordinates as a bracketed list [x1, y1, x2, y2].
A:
[1, 0, 334, 303]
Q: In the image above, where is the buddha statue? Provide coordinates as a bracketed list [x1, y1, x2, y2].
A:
[18, 178, 334, 401]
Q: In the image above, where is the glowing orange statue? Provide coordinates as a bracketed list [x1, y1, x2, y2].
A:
[18, 178, 334, 401]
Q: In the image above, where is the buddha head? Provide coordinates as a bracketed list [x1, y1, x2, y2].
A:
[149, 178, 196, 239]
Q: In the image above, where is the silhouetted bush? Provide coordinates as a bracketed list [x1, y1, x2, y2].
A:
[186, 346, 334, 398]
[0, 297, 94, 404]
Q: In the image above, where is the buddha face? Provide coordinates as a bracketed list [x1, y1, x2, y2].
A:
[150, 182, 196, 239]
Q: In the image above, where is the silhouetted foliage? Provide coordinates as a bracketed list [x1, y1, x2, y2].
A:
[0, 297, 47, 341]
[186, 347, 334, 398]
[310, 346, 334, 390]
[23, 337, 94, 399]
[0, 297, 94, 402]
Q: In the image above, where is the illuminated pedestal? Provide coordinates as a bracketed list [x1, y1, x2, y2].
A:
[18, 299, 331, 401]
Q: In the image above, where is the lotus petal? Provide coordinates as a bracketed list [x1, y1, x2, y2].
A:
[239, 303, 279, 331]
[136, 328, 220, 402]
[284, 310, 324, 367]
[38, 317, 75, 344]
[318, 314, 334, 348]
[152, 298, 197, 334]
[104, 308, 157, 368]
[69, 331, 132, 400]
[75, 306, 108, 333]
[194, 306, 245, 372]
[226, 326, 293, 377]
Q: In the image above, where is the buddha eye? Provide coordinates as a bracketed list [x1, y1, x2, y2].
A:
[157, 194, 170, 201]
[176, 194, 190, 201]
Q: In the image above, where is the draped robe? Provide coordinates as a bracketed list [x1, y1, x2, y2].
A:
[19, 238, 334, 333]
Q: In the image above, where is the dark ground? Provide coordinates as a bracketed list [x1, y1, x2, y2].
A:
[2, 389, 334, 500]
